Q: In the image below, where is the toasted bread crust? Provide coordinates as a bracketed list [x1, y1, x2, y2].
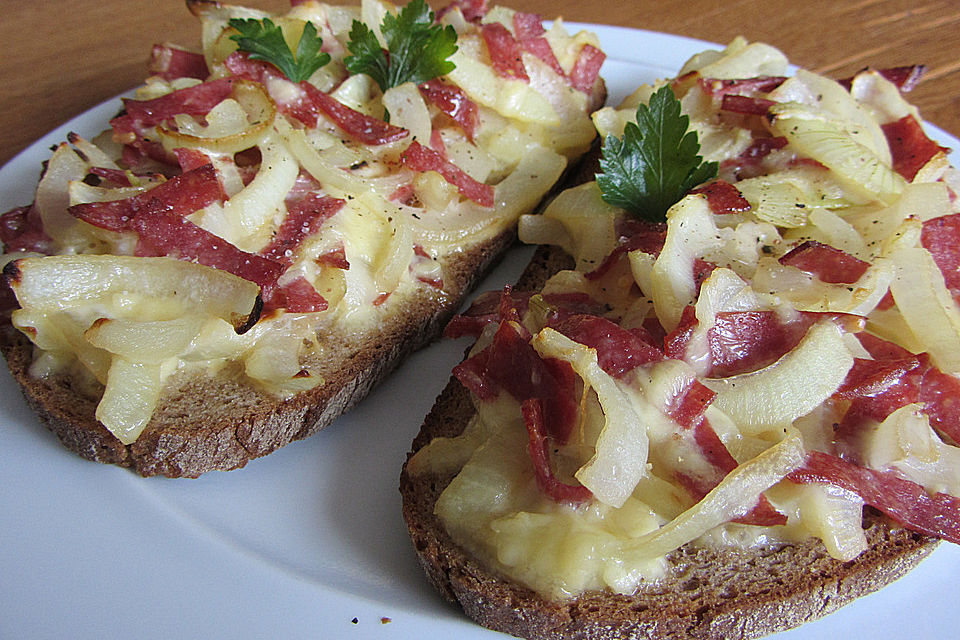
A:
[399, 244, 939, 640]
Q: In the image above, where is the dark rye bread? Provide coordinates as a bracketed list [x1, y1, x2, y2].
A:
[399, 243, 940, 640]
[0, 226, 514, 478]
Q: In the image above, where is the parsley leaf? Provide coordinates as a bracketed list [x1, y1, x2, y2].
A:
[228, 17, 331, 83]
[596, 85, 718, 222]
[344, 0, 458, 92]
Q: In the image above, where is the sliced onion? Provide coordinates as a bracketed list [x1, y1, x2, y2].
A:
[382, 82, 432, 146]
[797, 484, 867, 561]
[532, 328, 649, 508]
[626, 429, 805, 561]
[889, 247, 960, 373]
[770, 103, 905, 205]
[95, 357, 165, 444]
[84, 315, 207, 364]
[752, 257, 894, 316]
[447, 35, 560, 125]
[35, 142, 93, 249]
[520, 182, 619, 270]
[7, 255, 260, 330]
[650, 195, 724, 330]
[702, 320, 853, 434]
[736, 178, 810, 228]
[273, 116, 409, 199]
[679, 37, 788, 79]
[11, 310, 112, 383]
[770, 70, 891, 165]
[849, 70, 920, 126]
[158, 80, 276, 155]
[861, 403, 960, 497]
[516, 214, 572, 254]
[244, 327, 322, 394]
[68, 133, 121, 170]
[204, 130, 299, 250]
[491, 146, 566, 221]
[804, 208, 868, 258]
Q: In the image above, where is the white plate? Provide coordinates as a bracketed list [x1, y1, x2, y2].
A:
[2, 22, 958, 640]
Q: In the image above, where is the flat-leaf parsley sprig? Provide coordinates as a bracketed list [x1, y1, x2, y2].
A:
[596, 85, 718, 222]
[344, 0, 458, 92]
[228, 17, 331, 83]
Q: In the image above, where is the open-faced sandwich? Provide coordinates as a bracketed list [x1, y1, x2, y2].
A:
[0, 0, 606, 477]
[401, 35, 960, 639]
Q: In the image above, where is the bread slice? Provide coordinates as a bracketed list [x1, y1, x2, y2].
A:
[0, 226, 513, 477]
[0, 2, 608, 478]
[399, 243, 939, 640]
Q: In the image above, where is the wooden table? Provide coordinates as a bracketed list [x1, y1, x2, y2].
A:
[1, 0, 957, 170]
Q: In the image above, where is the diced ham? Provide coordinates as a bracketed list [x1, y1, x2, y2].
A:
[512, 12, 566, 78]
[779, 240, 871, 284]
[418, 79, 479, 140]
[455, 320, 579, 444]
[68, 164, 324, 313]
[148, 44, 210, 81]
[444, 288, 606, 339]
[788, 450, 960, 544]
[512, 11, 545, 38]
[129, 203, 281, 288]
[0, 204, 54, 254]
[388, 183, 416, 206]
[550, 314, 664, 377]
[110, 78, 236, 165]
[876, 65, 927, 92]
[568, 44, 606, 94]
[270, 276, 329, 313]
[882, 114, 949, 180]
[585, 220, 667, 281]
[721, 94, 776, 115]
[480, 22, 528, 82]
[522, 37, 567, 77]
[918, 366, 960, 445]
[173, 148, 215, 173]
[665, 308, 825, 377]
[437, 0, 489, 22]
[522, 398, 593, 503]
[690, 180, 752, 215]
[921, 213, 960, 304]
[543, 308, 784, 522]
[741, 135, 789, 159]
[69, 164, 224, 232]
[832, 340, 960, 449]
[316, 245, 350, 270]
[682, 418, 788, 526]
[699, 76, 787, 97]
[261, 175, 345, 265]
[112, 78, 235, 133]
[719, 136, 789, 180]
[838, 65, 927, 93]
[454, 320, 589, 503]
[856, 332, 916, 361]
[301, 81, 409, 145]
[87, 167, 134, 187]
[401, 140, 494, 206]
[667, 379, 716, 429]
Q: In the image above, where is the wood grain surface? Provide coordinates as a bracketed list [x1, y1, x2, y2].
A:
[0, 0, 956, 171]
